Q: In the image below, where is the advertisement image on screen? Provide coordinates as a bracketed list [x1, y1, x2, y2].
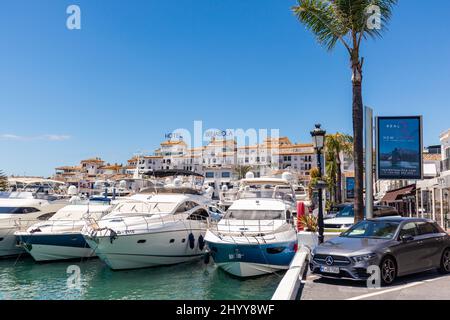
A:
[377, 116, 423, 180]
[346, 177, 355, 199]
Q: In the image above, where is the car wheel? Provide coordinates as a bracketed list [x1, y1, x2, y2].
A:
[380, 257, 397, 286]
[439, 248, 450, 274]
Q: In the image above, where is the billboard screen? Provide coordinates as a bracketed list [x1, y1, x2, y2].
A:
[376, 116, 423, 180]
[346, 177, 355, 199]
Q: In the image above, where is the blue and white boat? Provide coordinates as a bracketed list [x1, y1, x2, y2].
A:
[15, 200, 112, 262]
[204, 175, 298, 277]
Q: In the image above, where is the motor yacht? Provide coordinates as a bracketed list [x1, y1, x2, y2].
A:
[204, 173, 298, 277]
[15, 199, 112, 261]
[82, 170, 215, 270]
[0, 186, 68, 257]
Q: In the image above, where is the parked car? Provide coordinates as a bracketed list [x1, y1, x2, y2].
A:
[310, 217, 450, 285]
[325, 203, 351, 219]
[324, 204, 400, 232]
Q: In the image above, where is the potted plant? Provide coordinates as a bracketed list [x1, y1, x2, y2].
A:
[297, 214, 319, 250]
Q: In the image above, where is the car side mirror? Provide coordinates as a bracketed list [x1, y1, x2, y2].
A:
[400, 234, 414, 243]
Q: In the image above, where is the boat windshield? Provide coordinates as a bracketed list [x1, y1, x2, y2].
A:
[0, 207, 40, 214]
[112, 201, 178, 215]
[224, 210, 285, 220]
[341, 220, 400, 239]
[238, 184, 294, 202]
[295, 186, 307, 194]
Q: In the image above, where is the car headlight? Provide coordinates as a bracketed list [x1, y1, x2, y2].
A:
[351, 253, 377, 263]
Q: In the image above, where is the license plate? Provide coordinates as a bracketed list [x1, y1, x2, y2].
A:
[320, 266, 340, 274]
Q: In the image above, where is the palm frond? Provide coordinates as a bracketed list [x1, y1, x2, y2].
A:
[0, 170, 9, 191]
[293, 0, 397, 51]
[292, 0, 351, 52]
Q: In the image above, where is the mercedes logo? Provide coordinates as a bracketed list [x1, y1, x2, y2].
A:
[325, 256, 334, 266]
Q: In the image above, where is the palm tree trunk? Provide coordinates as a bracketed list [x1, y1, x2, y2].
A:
[352, 83, 364, 222]
[351, 44, 364, 222]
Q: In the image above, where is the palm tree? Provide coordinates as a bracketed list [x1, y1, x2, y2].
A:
[234, 165, 253, 180]
[325, 133, 353, 204]
[307, 166, 321, 200]
[292, 0, 397, 222]
[0, 170, 9, 191]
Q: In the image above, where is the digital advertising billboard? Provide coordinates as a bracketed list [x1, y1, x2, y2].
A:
[376, 116, 423, 180]
[345, 177, 355, 199]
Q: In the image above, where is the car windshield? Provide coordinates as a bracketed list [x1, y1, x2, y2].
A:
[336, 205, 354, 218]
[341, 220, 400, 239]
[224, 210, 285, 220]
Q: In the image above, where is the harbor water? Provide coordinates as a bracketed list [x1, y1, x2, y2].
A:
[0, 256, 283, 300]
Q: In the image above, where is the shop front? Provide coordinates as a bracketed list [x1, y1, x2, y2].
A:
[416, 172, 450, 230]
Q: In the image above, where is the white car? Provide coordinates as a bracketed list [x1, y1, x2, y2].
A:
[324, 205, 401, 232]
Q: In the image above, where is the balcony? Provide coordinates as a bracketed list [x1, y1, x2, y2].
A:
[441, 158, 450, 172]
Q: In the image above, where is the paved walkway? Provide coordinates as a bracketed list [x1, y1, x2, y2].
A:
[299, 270, 450, 300]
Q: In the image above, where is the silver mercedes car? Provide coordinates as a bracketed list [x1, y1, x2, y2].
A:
[310, 217, 450, 285]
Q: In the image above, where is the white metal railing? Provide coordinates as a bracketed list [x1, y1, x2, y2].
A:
[3, 218, 87, 233]
[84, 210, 211, 236]
[208, 217, 294, 238]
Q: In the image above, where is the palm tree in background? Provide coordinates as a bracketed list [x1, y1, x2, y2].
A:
[234, 165, 253, 180]
[292, 0, 397, 222]
[307, 166, 321, 200]
[0, 170, 8, 191]
[325, 133, 353, 204]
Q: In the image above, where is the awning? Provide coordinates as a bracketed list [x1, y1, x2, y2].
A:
[382, 185, 415, 203]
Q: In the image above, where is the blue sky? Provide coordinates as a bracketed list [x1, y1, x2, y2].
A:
[1, 0, 449, 176]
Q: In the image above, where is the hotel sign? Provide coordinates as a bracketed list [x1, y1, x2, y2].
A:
[165, 132, 183, 140]
[376, 116, 423, 180]
[204, 129, 234, 138]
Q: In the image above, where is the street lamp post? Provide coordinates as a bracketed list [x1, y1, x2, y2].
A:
[311, 124, 326, 244]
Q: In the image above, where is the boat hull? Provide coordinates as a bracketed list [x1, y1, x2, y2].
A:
[205, 231, 297, 277]
[217, 261, 289, 278]
[0, 227, 24, 257]
[16, 233, 94, 261]
[84, 228, 207, 270]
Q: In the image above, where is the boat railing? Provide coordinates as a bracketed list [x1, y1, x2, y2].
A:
[209, 217, 292, 237]
[219, 189, 239, 203]
[0, 218, 42, 232]
[84, 210, 211, 235]
[235, 189, 296, 203]
[8, 218, 89, 233]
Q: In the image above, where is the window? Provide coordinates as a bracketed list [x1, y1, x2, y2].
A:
[225, 210, 284, 220]
[175, 201, 199, 213]
[222, 172, 230, 178]
[416, 222, 439, 235]
[205, 172, 214, 178]
[399, 222, 418, 238]
[0, 207, 40, 214]
[187, 209, 209, 221]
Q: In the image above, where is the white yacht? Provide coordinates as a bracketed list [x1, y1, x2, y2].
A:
[204, 173, 298, 277]
[82, 170, 215, 270]
[15, 199, 112, 261]
[0, 187, 68, 257]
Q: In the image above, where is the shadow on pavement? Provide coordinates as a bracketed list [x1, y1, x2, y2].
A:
[311, 269, 445, 288]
